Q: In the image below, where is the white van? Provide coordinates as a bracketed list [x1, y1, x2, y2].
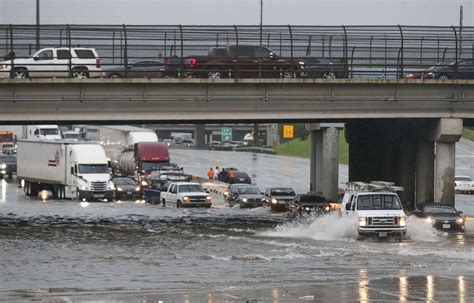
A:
[342, 181, 407, 239]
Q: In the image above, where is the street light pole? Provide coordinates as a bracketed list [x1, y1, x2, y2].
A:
[36, 0, 40, 50]
[259, 0, 263, 47]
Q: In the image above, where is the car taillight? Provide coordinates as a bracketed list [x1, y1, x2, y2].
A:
[189, 58, 197, 67]
[96, 58, 101, 68]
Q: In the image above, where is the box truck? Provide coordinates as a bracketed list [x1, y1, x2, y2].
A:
[17, 140, 114, 201]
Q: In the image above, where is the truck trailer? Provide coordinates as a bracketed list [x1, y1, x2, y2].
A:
[110, 142, 170, 183]
[17, 140, 114, 201]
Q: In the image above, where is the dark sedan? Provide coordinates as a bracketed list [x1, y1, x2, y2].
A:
[289, 193, 332, 216]
[218, 167, 239, 183]
[229, 171, 251, 185]
[422, 60, 474, 80]
[300, 57, 348, 79]
[0, 155, 16, 179]
[225, 185, 263, 208]
[262, 187, 296, 212]
[112, 177, 141, 200]
[414, 203, 465, 232]
[103, 60, 165, 79]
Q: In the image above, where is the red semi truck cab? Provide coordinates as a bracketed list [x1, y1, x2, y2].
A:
[134, 142, 170, 183]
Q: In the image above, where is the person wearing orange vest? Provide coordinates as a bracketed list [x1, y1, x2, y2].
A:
[228, 168, 235, 183]
[207, 167, 215, 179]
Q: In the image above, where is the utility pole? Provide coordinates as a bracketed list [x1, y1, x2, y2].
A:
[459, 5, 463, 57]
[255, 0, 263, 146]
[36, 0, 40, 50]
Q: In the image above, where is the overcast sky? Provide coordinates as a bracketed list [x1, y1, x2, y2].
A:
[0, 0, 472, 26]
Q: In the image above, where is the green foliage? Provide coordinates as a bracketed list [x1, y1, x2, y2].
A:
[463, 127, 474, 141]
[275, 129, 349, 165]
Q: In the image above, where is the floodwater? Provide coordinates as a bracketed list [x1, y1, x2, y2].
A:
[1, 144, 474, 301]
[1, 177, 474, 302]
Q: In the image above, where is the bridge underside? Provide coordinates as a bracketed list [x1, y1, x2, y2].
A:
[0, 79, 474, 123]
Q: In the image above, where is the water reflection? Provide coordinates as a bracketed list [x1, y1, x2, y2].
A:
[358, 268, 369, 303]
[0, 179, 6, 202]
[399, 274, 408, 303]
[426, 275, 435, 302]
[459, 276, 466, 303]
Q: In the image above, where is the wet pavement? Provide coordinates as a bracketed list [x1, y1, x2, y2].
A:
[1, 141, 474, 302]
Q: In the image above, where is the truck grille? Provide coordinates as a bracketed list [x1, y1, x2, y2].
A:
[190, 196, 207, 203]
[91, 181, 107, 191]
[246, 198, 261, 203]
[369, 217, 396, 226]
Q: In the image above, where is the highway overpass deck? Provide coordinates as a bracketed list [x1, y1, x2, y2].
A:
[0, 79, 474, 123]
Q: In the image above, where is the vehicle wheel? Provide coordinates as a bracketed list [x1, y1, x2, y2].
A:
[281, 69, 296, 79]
[109, 73, 121, 79]
[10, 68, 28, 79]
[72, 67, 89, 79]
[437, 74, 449, 80]
[322, 71, 336, 79]
[207, 68, 222, 80]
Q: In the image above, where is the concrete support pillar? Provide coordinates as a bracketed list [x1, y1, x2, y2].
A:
[194, 124, 206, 149]
[415, 141, 435, 205]
[307, 123, 342, 201]
[397, 143, 416, 208]
[435, 142, 456, 205]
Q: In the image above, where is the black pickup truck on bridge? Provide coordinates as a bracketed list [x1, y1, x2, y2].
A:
[164, 45, 348, 79]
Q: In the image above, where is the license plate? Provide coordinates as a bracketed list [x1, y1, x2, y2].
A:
[127, 192, 132, 195]
[93, 194, 104, 198]
[239, 178, 245, 181]
[443, 224, 450, 229]
[378, 232, 388, 237]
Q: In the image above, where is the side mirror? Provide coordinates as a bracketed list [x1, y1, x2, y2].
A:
[269, 52, 275, 60]
[33, 56, 40, 61]
[345, 203, 351, 211]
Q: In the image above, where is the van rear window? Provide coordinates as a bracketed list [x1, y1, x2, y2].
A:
[75, 50, 96, 59]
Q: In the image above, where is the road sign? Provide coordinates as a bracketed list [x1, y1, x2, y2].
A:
[283, 125, 294, 139]
[222, 127, 233, 142]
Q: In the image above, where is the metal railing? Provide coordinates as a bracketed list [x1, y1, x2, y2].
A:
[1, 24, 473, 80]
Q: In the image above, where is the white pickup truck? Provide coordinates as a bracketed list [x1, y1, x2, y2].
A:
[342, 181, 407, 240]
[162, 182, 211, 208]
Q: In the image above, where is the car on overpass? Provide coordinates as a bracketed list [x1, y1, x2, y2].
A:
[414, 203, 465, 232]
[422, 60, 474, 80]
[262, 187, 297, 212]
[455, 175, 474, 194]
[0, 47, 102, 79]
[102, 59, 165, 79]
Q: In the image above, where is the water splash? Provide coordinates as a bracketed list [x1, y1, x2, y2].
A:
[405, 216, 440, 242]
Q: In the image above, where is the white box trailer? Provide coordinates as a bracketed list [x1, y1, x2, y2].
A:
[17, 140, 114, 201]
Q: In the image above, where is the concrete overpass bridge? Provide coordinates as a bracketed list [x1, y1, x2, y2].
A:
[1, 78, 473, 209]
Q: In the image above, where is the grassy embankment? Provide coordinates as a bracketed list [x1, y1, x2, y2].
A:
[274, 130, 349, 165]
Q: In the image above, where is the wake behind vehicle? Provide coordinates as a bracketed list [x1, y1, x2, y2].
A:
[0, 47, 102, 79]
[342, 181, 407, 240]
[262, 187, 296, 212]
[414, 203, 465, 232]
[289, 193, 332, 216]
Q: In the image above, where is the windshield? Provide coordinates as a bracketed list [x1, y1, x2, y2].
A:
[238, 187, 261, 195]
[0, 156, 16, 163]
[114, 178, 135, 185]
[40, 129, 60, 136]
[356, 194, 402, 210]
[179, 184, 204, 193]
[424, 205, 457, 214]
[64, 133, 80, 139]
[456, 176, 472, 182]
[0, 133, 13, 142]
[271, 188, 295, 196]
[142, 161, 171, 171]
[299, 195, 327, 203]
[79, 164, 108, 174]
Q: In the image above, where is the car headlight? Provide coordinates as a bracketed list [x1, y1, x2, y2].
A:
[325, 206, 331, 211]
[183, 196, 189, 202]
[358, 217, 367, 227]
[80, 185, 87, 190]
[399, 216, 406, 227]
[141, 180, 148, 186]
[135, 187, 140, 191]
[242, 198, 247, 202]
[305, 207, 310, 211]
[0, 163, 6, 169]
[206, 196, 211, 201]
[117, 187, 123, 192]
[271, 198, 278, 204]
[426, 217, 434, 224]
[456, 217, 464, 224]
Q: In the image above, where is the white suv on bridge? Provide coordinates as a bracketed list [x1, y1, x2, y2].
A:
[0, 47, 102, 79]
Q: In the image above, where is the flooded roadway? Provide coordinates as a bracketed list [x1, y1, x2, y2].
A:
[1, 146, 474, 301]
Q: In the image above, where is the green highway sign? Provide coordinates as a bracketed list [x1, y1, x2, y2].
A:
[221, 127, 233, 142]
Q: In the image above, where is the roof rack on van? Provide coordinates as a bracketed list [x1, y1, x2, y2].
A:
[346, 181, 404, 193]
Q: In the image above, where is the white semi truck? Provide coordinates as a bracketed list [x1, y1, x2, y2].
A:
[17, 140, 114, 201]
[0, 125, 61, 140]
